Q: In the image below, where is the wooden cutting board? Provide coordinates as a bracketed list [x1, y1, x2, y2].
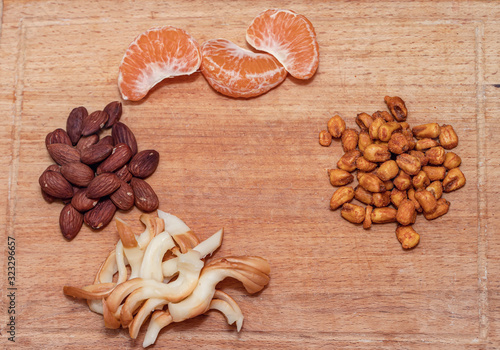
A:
[1, 1, 500, 349]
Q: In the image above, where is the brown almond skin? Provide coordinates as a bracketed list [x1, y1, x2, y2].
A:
[104, 101, 122, 128]
[39, 170, 74, 199]
[76, 134, 99, 150]
[130, 177, 159, 212]
[82, 110, 109, 136]
[115, 164, 133, 182]
[84, 199, 117, 230]
[110, 180, 135, 210]
[128, 150, 160, 178]
[60, 162, 95, 187]
[112, 122, 138, 156]
[45, 128, 72, 147]
[45, 164, 61, 173]
[99, 135, 115, 147]
[47, 143, 81, 165]
[86, 173, 121, 199]
[80, 143, 113, 165]
[41, 187, 57, 203]
[59, 203, 84, 240]
[66, 106, 87, 145]
[71, 188, 99, 212]
[96, 143, 133, 174]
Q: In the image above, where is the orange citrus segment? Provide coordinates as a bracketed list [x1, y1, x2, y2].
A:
[246, 9, 319, 80]
[200, 38, 287, 98]
[118, 26, 202, 101]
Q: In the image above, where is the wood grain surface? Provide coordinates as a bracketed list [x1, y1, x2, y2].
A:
[1, 1, 499, 349]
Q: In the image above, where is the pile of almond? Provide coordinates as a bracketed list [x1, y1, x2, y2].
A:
[320, 96, 466, 249]
[40, 102, 160, 240]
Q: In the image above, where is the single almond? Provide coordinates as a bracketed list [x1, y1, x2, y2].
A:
[110, 180, 135, 210]
[59, 203, 84, 240]
[86, 173, 121, 199]
[41, 187, 56, 203]
[66, 106, 87, 144]
[84, 199, 116, 230]
[44, 164, 61, 173]
[60, 162, 95, 187]
[112, 122, 138, 155]
[47, 143, 81, 165]
[45, 128, 72, 147]
[130, 177, 159, 212]
[115, 164, 133, 182]
[104, 101, 122, 128]
[128, 150, 159, 178]
[39, 170, 74, 199]
[80, 143, 113, 165]
[71, 188, 99, 212]
[76, 134, 99, 150]
[96, 143, 133, 174]
[82, 110, 109, 136]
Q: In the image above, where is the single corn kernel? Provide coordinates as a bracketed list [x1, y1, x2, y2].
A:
[425, 146, 446, 165]
[412, 123, 441, 139]
[378, 121, 402, 142]
[442, 168, 466, 192]
[363, 143, 391, 162]
[373, 191, 391, 207]
[337, 150, 361, 172]
[396, 225, 420, 249]
[327, 115, 346, 138]
[426, 181, 443, 199]
[384, 96, 408, 121]
[319, 130, 332, 147]
[341, 203, 365, 224]
[396, 199, 417, 226]
[423, 198, 450, 220]
[422, 166, 446, 181]
[396, 153, 421, 175]
[414, 189, 438, 214]
[354, 185, 374, 205]
[384, 180, 394, 191]
[369, 117, 386, 140]
[409, 150, 429, 166]
[415, 138, 439, 151]
[443, 152, 462, 169]
[390, 188, 407, 208]
[439, 124, 458, 149]
[372, 110, 394, 122]
[412, 170, 431, 189]
[358, 130, 372, 152]
[328, 169, 354, 187]
[363, 205, 373, 229]
[330, 186, 355, 210]
[371, 207, 397, 223]
[393, 170, 412, 191]
[377, 160, 399, 181]
[341, 128, 359, 152]
[388, 133, 410, 154]
[356, 156, 378, 172]
[355, 112, 373, 130]
[359, 173, 386, 193]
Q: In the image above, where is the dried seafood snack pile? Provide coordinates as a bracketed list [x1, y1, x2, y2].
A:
[39, 102, 160, 240]
[320, 96, 466, 249]
[63, 211, 271, 347]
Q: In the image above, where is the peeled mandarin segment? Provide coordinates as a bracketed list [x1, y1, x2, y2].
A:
[200, 38, 287, 98]
[118, 26, 202, 101]
[246, 9, 319, 80]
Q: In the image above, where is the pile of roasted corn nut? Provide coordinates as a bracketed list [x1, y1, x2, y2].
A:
[320, 96, 466, 249]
